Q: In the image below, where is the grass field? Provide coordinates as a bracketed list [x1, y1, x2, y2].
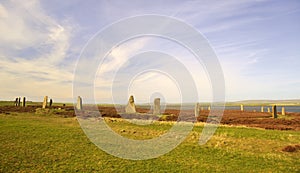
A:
[0, 112, 299, 172]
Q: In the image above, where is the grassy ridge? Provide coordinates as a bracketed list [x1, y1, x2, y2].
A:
[0, 113, 299, 172]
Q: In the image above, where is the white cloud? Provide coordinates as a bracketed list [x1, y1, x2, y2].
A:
[0, 0, 75, 101]
[0, 3, 41, 49]
[94, 37, 151, 87]
[1, 0, 299, 102]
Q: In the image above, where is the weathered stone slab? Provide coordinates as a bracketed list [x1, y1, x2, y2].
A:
[261, 106, 264, 112]
[240, 104, 244, 111]
[76, 96, 82, 110]
[282, 107, 285, 115]
[272, 105, 277, 118]
[194, 103, 201, 117]
[42, 96, 48, 109]
[125, 95, 136, 113]
[50, 99, 53, 107]
[22, 97, 26, 107]
[15, 98, 18, 106]
[153, 98, 161, 115]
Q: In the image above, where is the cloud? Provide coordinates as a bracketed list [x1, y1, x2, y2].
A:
[94, 37, 151, 87]
[1, 0, 299, 102]
[100, 37, 151, 75]
[0, 0, 75, 101]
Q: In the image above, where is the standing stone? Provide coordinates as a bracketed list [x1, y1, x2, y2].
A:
[22, 97, 26, 107]
[18, 97, 21, 107]
[153, 98, 161, 115]
[42, 96, 48, 109]
[125, 95, 136, 113]
[272, 105, 277, 118]
[267, 107, 270, 113]
[49, 99, 53, 107]
[261, 106, 264, 112]
[208, 106, 211, 111]
[76, 96, 82, 110]
[282, 107, 286, 116]
[240, 104, 244, 111]
[194, 103, 201, 117]
[15, 98, 18, 106]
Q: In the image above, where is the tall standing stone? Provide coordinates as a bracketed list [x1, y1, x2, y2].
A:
[261, 106, 264, 112]
[194, 103, 201, 117]
[76, 96, 82, 110]
[125, 95, 136, 113]
[15, 98, 18, 106]
[22, 97, 26, 107]
[240, 104, 244, 111]
[42, 96, 48, 109]
[272, 105, 277, 118]
[153, 98, 161, 115]
[282, 107, 286, 116]
[208, 106, 211, 111]
[49, 99, 53, 107]
[18, 97, 21, 107]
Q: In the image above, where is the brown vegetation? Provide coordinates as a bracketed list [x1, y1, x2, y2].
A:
[1, 105, 300, 131]
[282, 145, 300, 152]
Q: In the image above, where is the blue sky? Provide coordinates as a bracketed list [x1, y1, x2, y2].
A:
[0, 0, 299, 103]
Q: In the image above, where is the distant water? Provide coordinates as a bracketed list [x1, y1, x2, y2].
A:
[165, 105, 300, 113]
[224, 106, 300, 113]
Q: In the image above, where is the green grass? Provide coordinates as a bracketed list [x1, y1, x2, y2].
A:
[0, 101, 16, 106]
[0, 113, 299, 172]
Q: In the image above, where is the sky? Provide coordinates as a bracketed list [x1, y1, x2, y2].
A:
[0, 0, 300, 104]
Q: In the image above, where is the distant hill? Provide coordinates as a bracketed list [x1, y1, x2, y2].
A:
[228, 99, 300, 106]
